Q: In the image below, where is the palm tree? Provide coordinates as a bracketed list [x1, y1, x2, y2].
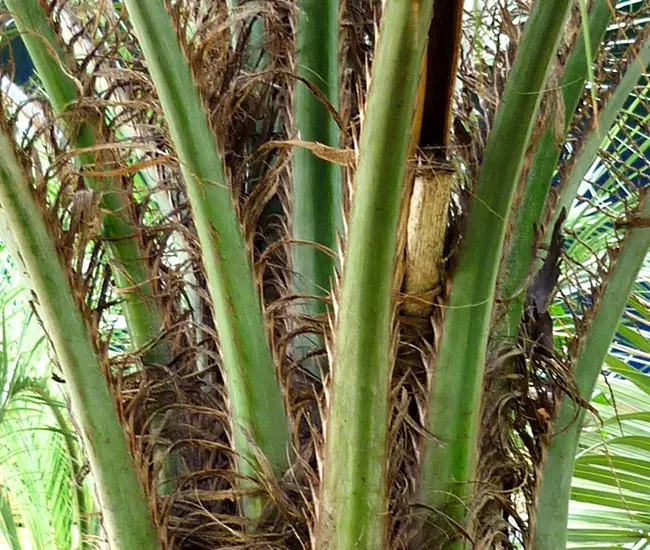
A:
[0, 0, 648, 548]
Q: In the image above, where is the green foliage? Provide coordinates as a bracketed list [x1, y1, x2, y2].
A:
[0, 246, 95, 549]
[567, 348, 650, 548]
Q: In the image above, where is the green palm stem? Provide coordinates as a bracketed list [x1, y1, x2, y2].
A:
[417, 0, 574, 546]
[534, 194, 650, 548]
[0, 126, 159, 549]
[292, 0, 342, 374]
[315, 1, 434, 548]
[121, 0, 290, 519]
[477, 9, 613, 530]
[496, 0, 613, 346]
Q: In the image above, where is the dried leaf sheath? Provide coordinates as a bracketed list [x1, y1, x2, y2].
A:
[403, 167, 454, 316]
[418, 1, 574, 545]
[401, 0, 461, 316]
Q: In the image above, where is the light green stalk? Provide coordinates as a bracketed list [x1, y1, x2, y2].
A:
[535, 194, 650, 548]
[225, 0, 265, 61]
[6, 0, 169, 365]
[418, 0, 574, 545]
[497, 0, 613, 343]
[292, 0, 342, 370]
[315, 1, 434, 548]
[0, 127, 159, 549]
[121, 0, 290, 516]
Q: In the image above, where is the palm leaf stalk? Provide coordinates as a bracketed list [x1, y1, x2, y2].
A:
[530, 36, 650, 543]
[292, 0, 342, 372]
[121, 0, 291, 517]
[534, 193, 650, 548]
[417, 0, 574, 545]
[6, 0, 170, 366]
[496, 0, 613, 344]
[315, 1, 434, 547]
[2, 1, 650, 548]
[107, 97, 206, 371]
[0, 126, 159, 549]
[474, 8, 614, 532]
